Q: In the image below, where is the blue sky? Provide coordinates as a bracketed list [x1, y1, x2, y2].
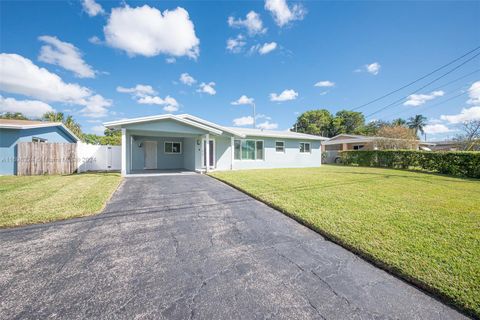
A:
[0, 0, 479, 139]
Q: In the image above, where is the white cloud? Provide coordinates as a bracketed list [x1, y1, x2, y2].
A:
[366, 62, 381, 75]
[117, 84, 178, 112]
[104, 5, 200, 59]
[179, 73, 196, 86]
[137, 95, 179, 112]
[264, 0, 306, 27]
[231, 95, 254, 105]
[269, 89, 298, 102]
[82, 0, 104, 17]
[314, 80, 335, 88]
[440, 106, 480, 124]
[38, 35, 96, 78]
[88, 36, 102, 45]
[0, 53, 111, 118]
[91, 125, 106, 134]
[404, 90, 444, 107]
[0, 95, 54, 118]
[226, 34, 246, 53]
[165, 57, 176, 64]
[257, 121, 278, 130]
[423, 124, 453, 134]
[116, 84, 156, 97]
[233, 116, 254, 126]
[228, 11, 266, 36]
[197, 82, 216, 95]
[79, 94, 112, 118]
[467, 81, 480, 105]
[258, 42, 277, 55]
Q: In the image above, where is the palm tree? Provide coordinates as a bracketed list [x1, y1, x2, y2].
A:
[0, 112, 29, 120]
[407, 114, 427, 137]
[43, 111, 64, 123]
[391, 118, 407, 127]
[42, 112, 83, 139]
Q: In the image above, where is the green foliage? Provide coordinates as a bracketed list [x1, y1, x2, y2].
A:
[293, 109, 365, 137]
[341, 150, 480, 178]
[407, 114, 428, 136]
[0, 112, 29, 120]
[83, 129, 121, 145]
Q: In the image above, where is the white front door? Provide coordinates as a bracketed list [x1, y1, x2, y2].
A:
[144, 141, 157, 169]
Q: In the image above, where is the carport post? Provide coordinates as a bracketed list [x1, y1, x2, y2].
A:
[205, 133, 210, 173]
[121, 128, 126, 176]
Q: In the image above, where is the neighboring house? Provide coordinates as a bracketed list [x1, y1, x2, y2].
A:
[429, 140, 461, 151]
[322, 134, 434, 163]
[0, 119, 80, 175]
[103, 114, 327, 176]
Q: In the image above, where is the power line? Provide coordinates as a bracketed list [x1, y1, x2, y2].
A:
[351, 45, 480, 111]
[365, 51, 480, 119]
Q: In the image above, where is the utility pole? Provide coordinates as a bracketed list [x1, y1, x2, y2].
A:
[252, 102, 256, 129]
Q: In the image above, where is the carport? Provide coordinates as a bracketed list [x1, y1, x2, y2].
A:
[103, 114, 243, 176]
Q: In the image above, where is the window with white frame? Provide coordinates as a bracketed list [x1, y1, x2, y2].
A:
[353, 145, 364, 150]
[234, 139, 264, 160]
[299, 142, 311, 153]
[32, 137, 47, 143]
[164, 141, 182, 154]
[275, 141, 285, 152]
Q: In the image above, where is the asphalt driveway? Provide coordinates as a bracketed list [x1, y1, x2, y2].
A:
[0, 174, 467, 319]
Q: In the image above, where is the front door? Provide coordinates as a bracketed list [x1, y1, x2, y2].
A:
[144, 141, 157, 169]
[203, 139, 215, 168]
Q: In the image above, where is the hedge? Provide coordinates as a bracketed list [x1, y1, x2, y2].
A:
[340, 150, 480, 178]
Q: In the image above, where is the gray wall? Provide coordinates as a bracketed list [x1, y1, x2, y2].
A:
[131, 136, 185, 170]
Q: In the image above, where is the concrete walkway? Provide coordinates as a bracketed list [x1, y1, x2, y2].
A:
[0, 174, 466, 319]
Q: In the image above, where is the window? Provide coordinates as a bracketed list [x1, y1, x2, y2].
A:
[300, 142, 311, 153]
[164, 141, 182, 154]
[234, 140, 241, 160]
[353, 145, 364, 150]
[32, 137, 47, 143]
[234, 139, 264, 160]
[275, 141, 285, 153]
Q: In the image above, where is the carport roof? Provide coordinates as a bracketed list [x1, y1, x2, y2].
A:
[103, 114, 224, 135]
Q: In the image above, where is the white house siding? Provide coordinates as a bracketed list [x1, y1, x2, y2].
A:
[183, 137, 196, 171]
[229, 137, 321, 170]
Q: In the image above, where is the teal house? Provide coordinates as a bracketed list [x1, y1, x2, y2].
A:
[0, 119, 79, 175]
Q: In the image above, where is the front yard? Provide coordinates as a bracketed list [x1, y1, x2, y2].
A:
[0, 173, 122, 228]
[210, 166, 480, 317]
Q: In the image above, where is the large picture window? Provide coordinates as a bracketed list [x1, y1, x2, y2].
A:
[299, 142, 311, 153]
[234, 139, 264, 160]
[164, 141, 182, 154]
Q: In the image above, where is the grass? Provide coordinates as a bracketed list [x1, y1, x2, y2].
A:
[210, 166, 480, 317]
[0, 173, 122, 228]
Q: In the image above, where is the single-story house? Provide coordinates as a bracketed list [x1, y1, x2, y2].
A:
[322, 134, 435, 163]
[428, 140, 460, 151]
[0, 119, 80, 175]
[103, 114, 327, 176]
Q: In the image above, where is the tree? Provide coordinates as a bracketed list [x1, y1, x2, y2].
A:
[43, 111, 65, 123]
[358, 120, 389, 136]
[42, 112, 83, 140]
[407, 114, 427, 137]
[292, 109, 333, 136]
[0, 112, 29, 120]
[391, 118, 407, 127]
[454, 120, 480, 151]
[82, 129, 121, 145]
[331, 110, 365, 136]
[375, 126, 419, 149]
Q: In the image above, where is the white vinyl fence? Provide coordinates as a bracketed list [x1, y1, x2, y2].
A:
[77, 142, 121, 172]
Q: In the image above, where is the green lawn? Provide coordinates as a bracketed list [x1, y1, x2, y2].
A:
[0, 173, 122, 228]
[210, 166, 480, 317]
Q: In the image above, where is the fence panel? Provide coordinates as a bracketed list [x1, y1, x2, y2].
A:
[17, 142, 77, 176]
[77, 142, 121, 172]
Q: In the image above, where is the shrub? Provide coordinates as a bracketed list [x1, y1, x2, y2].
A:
[340, 150, 480, 178]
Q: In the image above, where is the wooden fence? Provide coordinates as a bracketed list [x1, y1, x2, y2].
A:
[17, 142, 77, 175]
